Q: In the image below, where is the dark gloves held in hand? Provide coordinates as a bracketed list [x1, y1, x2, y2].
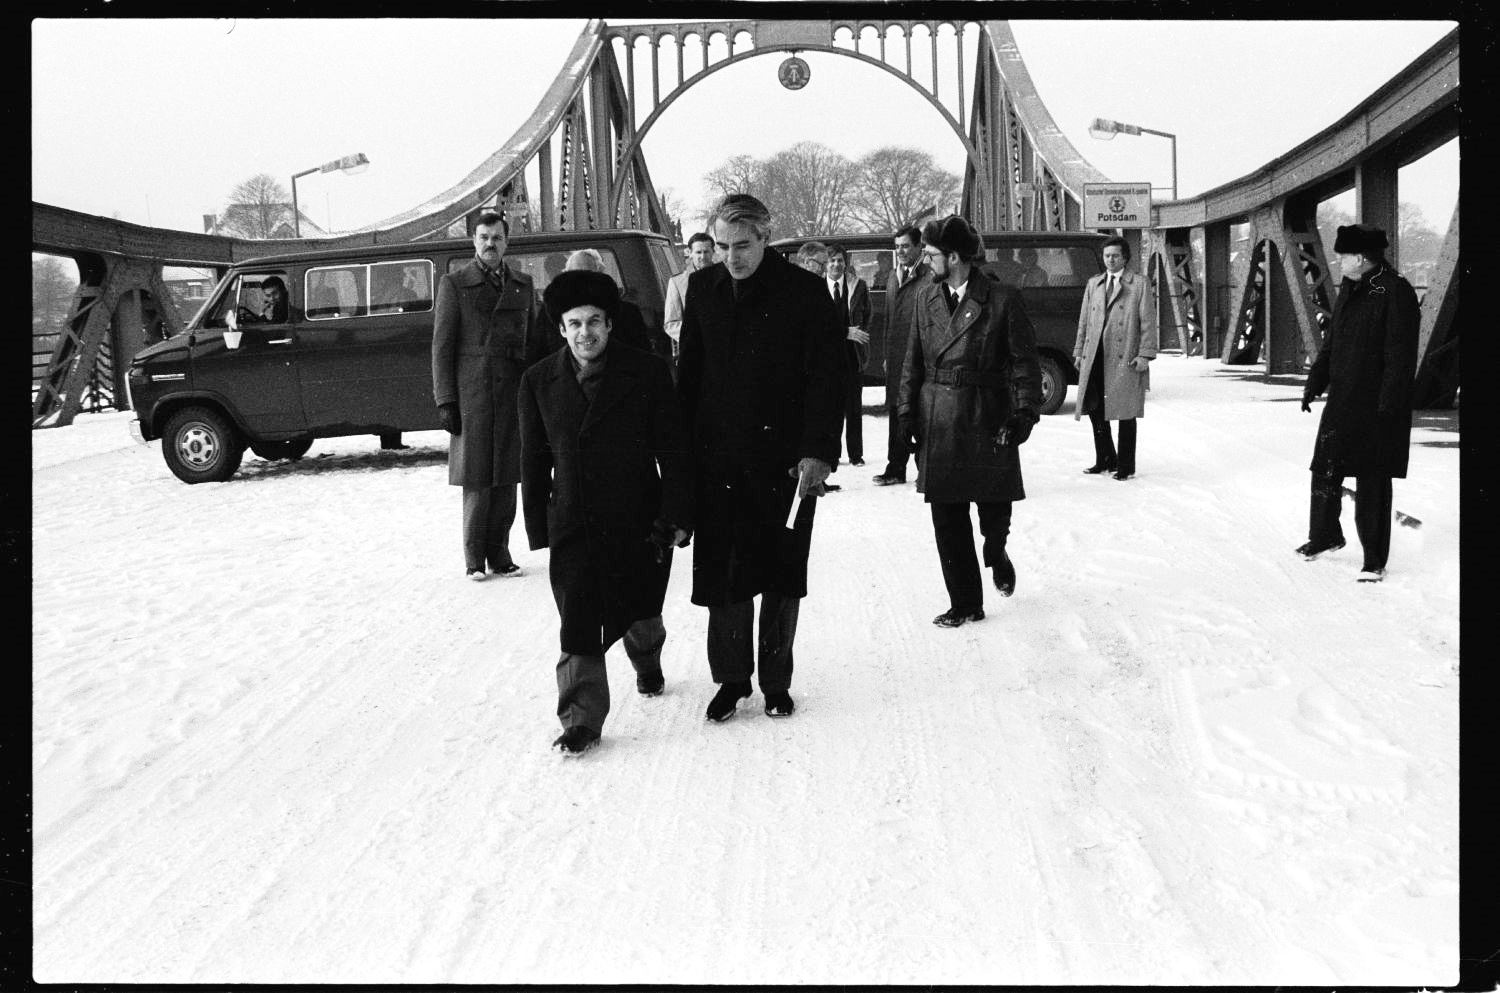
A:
[647, 517, 690, 563]
[996, 408, 1039, 447]
[898, 419, 919, 449]
[439, 402, 461, 435]
[1300, 391, 1314, 413]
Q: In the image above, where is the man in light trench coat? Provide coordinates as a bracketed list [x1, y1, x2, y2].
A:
[1073, 235, 1158, 480]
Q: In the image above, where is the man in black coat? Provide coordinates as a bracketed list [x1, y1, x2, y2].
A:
[519, 270, 694, 755]
[874, 226, 931, 485]
[677, 193, 847, 721]
[1298, 224, 1420, 583]
[898, 215, 1043, 627]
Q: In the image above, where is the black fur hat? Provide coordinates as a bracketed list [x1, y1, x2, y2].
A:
[920, 214, 985, 262]
[1333, 224, 1389, 256]
[543, 269, 620, 326]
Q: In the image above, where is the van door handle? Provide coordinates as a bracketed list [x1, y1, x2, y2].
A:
[267, 338, 292, 345]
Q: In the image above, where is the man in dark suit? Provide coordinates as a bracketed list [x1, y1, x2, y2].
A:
[519, 270, 694, 755]
[873, 226, 930, 485]
[898, 215, 1043, 628]
[826, 243, 871, 468]
[678, 193, 846, 722]
[432, 210, 556, 580]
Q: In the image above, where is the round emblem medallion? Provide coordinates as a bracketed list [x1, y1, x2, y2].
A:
[1108, 195, 1127, 213]
[778, 56, 810, 90]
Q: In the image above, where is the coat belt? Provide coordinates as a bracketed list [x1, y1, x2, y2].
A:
[931, 368, 1006, 388]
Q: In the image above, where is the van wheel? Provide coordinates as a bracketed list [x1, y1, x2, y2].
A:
[1037, 355, 1067, 416]
[250, 439, 313, 461]
[162, 406, 244, 483]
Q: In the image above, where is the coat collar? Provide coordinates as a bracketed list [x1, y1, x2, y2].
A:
[925, 270, 993, 358]
[453, 258, 527, 291]
[538, 344, 645, 432]
[892, 259, 931, 290]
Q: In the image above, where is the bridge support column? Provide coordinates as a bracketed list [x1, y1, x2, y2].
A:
[1202, 223, 1232, 361]
[1413, 202, 1459, 409]
[1356, 156, 1400, 266]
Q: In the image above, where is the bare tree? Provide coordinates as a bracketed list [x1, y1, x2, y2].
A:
[701, 143, 858, 238]
[32, 255, 77, 339]
[217, 173, 293, 239]
[1398, 203, 1443, 268]
[850, 146, 961, 232]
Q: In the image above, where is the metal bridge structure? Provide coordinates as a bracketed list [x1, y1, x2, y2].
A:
[32, 19, 1459, 427]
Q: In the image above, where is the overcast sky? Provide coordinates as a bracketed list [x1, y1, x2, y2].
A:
[31, 17, 1458, 241]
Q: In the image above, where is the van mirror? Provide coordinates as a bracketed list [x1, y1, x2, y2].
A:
[223, 307, 242, 348]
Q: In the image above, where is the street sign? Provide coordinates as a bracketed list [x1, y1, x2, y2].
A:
[1083, 182, 1152, 228]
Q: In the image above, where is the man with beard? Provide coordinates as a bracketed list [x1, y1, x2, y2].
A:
[677, 193, 846, 721]
[898, 215, 1043, 627]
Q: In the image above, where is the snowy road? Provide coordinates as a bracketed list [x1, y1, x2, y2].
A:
[31, 358, 1459, 984]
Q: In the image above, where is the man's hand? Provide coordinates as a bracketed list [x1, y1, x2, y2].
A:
[1300, 391, 1314, 413]
[438, 402, 462, 435]
[1130, 356, 1151, 373]
[996, 408, 1039, 447]
[789, 457, 833, 498]
[898, 418, 919, 450]
[647, 518, 690, 563]
[846, 327, 870, 346]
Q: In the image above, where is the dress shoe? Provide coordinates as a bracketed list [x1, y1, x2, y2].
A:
[991, 553, 1016, 596]
[636, 672, 665, 697]
[872, 472, 906, 486]
[1112, 469, 1134, 481]
[764, 691, 795, 717]
[850, 457, 865, 466]
[552, 726, 600, 756]
[821, 483, 842, 493]
[1083, 457, 1117, 475]
[492, 563, 523, 577]
[933, 606, 985, 627]
[706, 681, 752, 722]
[466, 568, 488, 582]
[1295, 538, 1346, 560]
[1357, 567, 1386, 583]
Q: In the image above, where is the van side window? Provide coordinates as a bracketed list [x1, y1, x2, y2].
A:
[985, 247, 1099, 288]
[201, 273, 289, 327]
[507, 249, 625, 296]
[369, 260, 434, 315]
[306, 265, 368, 320]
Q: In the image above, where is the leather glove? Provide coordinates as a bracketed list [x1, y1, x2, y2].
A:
[647, 517, 689, 563]
[438, 402, 461, 435]
[788, 457, 833, 498]
[1300, 392, 1314, 414]
[898, 418, 919, 450]
[996, 408, 1039, 447]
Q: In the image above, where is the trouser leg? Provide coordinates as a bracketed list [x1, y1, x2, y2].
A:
[706, 600, 755, 685]
[461, 485, 491, 571]
[755, 592, 801, 694]
[844, 372, 863, 462]
[1308, 472, 1346, 546]
[556, 652, 609, 733]
[1088, 407, 1117, 464]
[974, 500, 1014, 568]
[1353, 474, 1393, 571]
[884, 387, 910, 475]
[485, 483, 517, 570]
[1116, 418, 1137, 474]
[622, 615, 666, 682]
[930, 501, 983, 611]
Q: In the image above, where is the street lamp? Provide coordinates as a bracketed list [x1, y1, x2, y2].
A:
[291, 152, 370, 237]
[1089, 118, 1177, 201]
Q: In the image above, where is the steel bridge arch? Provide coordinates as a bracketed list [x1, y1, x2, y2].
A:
[604, 35, 987, 222]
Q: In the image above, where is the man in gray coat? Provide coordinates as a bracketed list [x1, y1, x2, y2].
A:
[432, 210, 556, 579]
[1072, 235, 1158, 480]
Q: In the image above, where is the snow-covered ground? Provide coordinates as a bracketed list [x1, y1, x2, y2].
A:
[31, 357, 1459, 985]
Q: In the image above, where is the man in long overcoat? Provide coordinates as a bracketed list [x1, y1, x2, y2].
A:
[826, 242, 872, 467]
[874, 226, 931, 486]
[519, 270, 693, 755]
[677, 193, 846, 722]
[898, 215, 1043, 628]
[1297, 224, 1419, 582]
[432, 210, 556, 579]
[1073, 235, 1158, 480]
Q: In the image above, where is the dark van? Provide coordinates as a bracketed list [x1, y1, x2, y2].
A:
[772, 231, 1106, 415]
[128, 229, 682, 483]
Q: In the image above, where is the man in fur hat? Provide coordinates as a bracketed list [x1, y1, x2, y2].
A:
[518, 269, 694, 755]
[1297, 224, 1420, 583]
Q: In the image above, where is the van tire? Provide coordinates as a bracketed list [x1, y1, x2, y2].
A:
[162, 406, 244, 483]
[250, 439, 313, 462]
[1037, 354, 1068, 416]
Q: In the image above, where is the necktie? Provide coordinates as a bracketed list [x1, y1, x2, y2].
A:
[898, 266, 908, 285]
[1107, 274, 1118, 304]
[834, 281, 843, 305]
[943, 284, 957, 315]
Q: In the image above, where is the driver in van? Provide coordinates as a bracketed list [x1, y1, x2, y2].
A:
[243, 276, 289, 323]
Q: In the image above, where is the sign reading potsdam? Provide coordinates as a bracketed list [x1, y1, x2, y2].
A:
[1082, 183, 1153, 228]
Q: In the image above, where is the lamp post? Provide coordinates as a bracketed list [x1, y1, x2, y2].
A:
[1089, 118, 1177, 201]
[291, 152, 370, 237]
